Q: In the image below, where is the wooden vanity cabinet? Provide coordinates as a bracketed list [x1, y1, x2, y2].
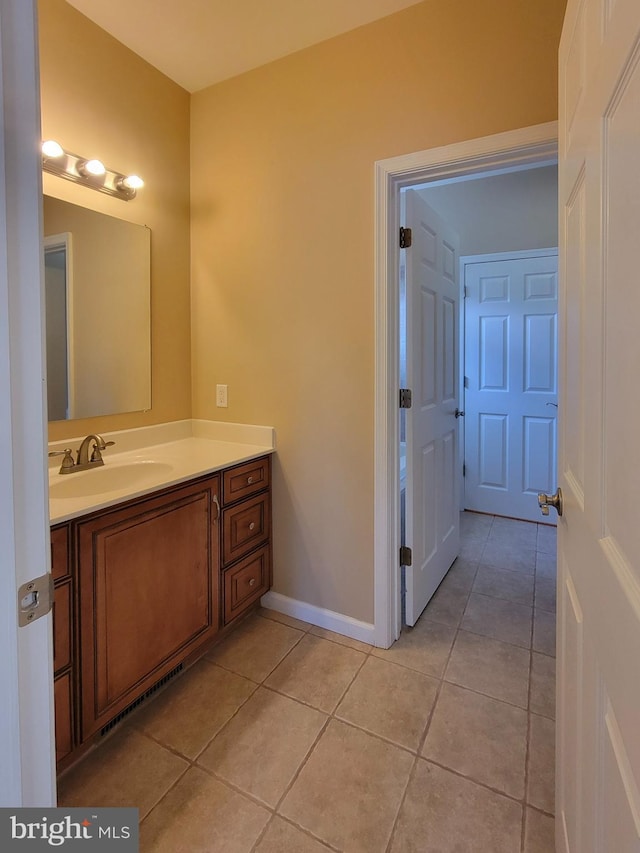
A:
[50, 453, 272, 768]
[77, 475, 221, 741]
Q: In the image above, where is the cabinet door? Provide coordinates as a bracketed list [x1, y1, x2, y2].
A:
[78, 478, 220, 739]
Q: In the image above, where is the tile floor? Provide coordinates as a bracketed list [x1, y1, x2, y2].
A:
[58, 512, 557, 852]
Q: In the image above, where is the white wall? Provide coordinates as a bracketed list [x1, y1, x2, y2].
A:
[419, 164, 558, 256]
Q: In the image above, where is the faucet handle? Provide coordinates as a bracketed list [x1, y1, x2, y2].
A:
[48, 448, 75, 473]
[90, 439, 115, 462]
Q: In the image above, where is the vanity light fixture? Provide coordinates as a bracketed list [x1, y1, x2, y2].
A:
[41, 140, 143, 201]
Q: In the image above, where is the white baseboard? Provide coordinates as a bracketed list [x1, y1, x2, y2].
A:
[260, 591, 376, 646]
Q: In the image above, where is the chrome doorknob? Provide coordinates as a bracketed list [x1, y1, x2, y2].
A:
[455, 409, 465, 418]
[538, 488, 563, 517]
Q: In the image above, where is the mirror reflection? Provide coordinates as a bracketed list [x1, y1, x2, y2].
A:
[43, 196, 151, 421]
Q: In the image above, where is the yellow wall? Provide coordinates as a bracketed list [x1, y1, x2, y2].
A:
[191, 0, 566, 622]
[39, 0, 191, 442]
[39, 0, 566, 624]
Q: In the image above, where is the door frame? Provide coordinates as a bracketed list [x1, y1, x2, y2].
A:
[373, 122, 558, 648]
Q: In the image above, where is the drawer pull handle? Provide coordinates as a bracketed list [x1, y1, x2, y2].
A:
[247, 476, 253, 484]
[249, 578, 256, 587]
[249, 522, 256, 531]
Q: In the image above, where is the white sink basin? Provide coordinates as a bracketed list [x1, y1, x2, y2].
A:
[50, 461, 175, 499]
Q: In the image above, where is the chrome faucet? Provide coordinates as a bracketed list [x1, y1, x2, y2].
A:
[49, 434, 116, 475]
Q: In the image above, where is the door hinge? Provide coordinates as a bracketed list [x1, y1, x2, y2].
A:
[399, 227, 412, 249]
[463, 462, 466, 477]
[399, 388, 412, 409]
[18, 572, 54, 627]
[400, 546, 413, 566]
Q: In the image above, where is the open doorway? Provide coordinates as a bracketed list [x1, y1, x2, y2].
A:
[398, 165, 558, 625]
[373, 122, 558, 648]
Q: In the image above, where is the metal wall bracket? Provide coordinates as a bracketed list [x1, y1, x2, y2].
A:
[18, 573, 54, 627]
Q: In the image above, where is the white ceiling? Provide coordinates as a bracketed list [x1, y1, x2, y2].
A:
[65, 0, 425, 93]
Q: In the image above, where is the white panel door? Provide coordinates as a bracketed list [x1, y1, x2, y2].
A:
[464, 252, 558, 523]
[557, 0, 640, 850]
[404, 190, 460, 626]
[0, 0, 56, 805]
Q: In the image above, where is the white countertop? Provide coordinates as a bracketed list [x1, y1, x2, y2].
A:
[48, 419, 275, 524]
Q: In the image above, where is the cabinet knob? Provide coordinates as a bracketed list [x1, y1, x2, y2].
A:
[249, 522, 256, 531]
[249, 578, 256, 587]
[247, 476, 253, 484]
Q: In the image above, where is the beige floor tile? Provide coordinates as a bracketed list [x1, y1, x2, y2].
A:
[535, 552, 557, 579]
[422, 582, 469, 627]
[461, 511, 494, 540]
[422, 682, 528, 798]
[524, 807, 555, 853]
[533, 609, 557, 657]
[259, 607, 312, 632]
[254, 817, 334, 852]
[441, 557, 479, 592]
[445, 629, 530, 708]
[461, 592, 533, 648]
[264, 634, 365, 712]
[280, 720, 413, 853]
[140, 766, 269, 853]
[389, 759, 523, 853]
[489, 516, 538, 548]
[481, 538, 537, 574]
[530, 652, 556, 720]
[527, 713, 556, 814]
[536, 524, 557, 556]
[132, 660, 256, 759]
[309, 625, 372, 653]
[535, 577, 557, 613]
[335, 656, 438, 751]
[372, 616, 456, 678]
[207, 614, 304, 682]
[458, 538, 486, 562]
[198, 687, 326, 807]
[473, 564, 534, 605]
[57, 728, 188, 819]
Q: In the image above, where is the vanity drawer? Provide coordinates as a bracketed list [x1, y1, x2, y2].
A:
[223, 456, 270, 505]
[222, 493, 270, 566]
[54, 671, 74, 765]
[51, 524, 70, 581]
[53, 580, 72, 675]
[223, 546, 270, 624]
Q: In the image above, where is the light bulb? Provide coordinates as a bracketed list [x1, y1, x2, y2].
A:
[81, 159, 106, 177]
[123, 175, 144, 190]
[42, 140, 64, 158]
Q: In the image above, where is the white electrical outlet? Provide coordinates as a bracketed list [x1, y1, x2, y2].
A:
[216, 384, 228, 407]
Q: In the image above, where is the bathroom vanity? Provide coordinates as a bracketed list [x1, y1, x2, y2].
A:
[48, 423, 274, 771]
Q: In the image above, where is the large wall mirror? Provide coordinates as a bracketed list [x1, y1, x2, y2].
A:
[43, 196, 151, 421]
